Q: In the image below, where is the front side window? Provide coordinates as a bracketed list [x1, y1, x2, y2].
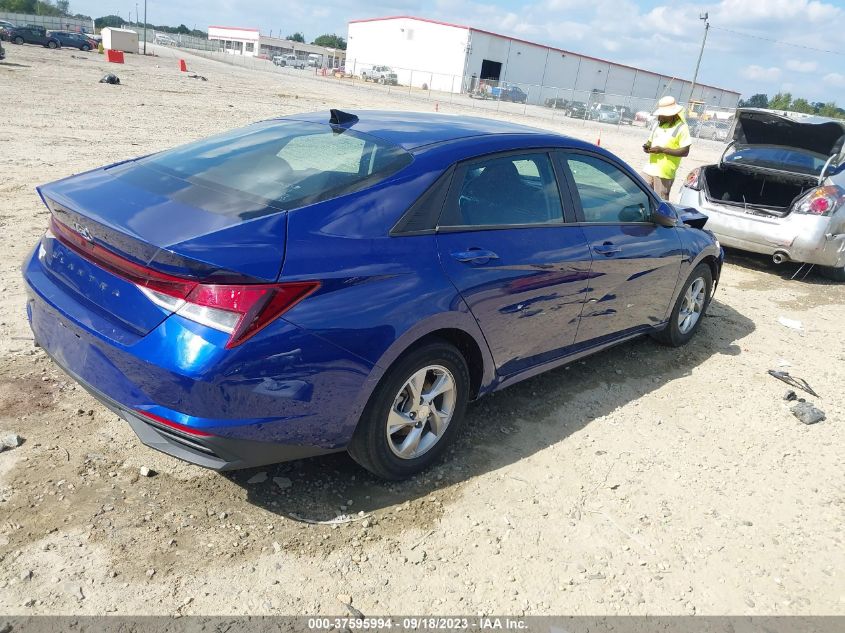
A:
[565, 154, 652, 223]
[440, 153, 564, 227]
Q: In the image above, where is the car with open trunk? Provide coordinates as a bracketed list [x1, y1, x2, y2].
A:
[679, 108, 845, 280]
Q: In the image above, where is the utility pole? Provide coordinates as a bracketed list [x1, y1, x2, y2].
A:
[688, 12, 709, 105]
[143, 0, 147, 55]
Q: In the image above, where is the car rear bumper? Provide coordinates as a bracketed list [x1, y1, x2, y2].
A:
[23, 244, 375, 469]
[41, 343, 338, 470]
[678, 187, 845, 269]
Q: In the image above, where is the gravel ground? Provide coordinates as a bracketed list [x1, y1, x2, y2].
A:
[0, 44, 843, 617]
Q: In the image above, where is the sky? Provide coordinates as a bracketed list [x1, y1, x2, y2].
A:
[68, 0, 845, 103]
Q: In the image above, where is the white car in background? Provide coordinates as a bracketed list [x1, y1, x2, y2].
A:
[679, 108, 845, 280]
[273, 54, 306, 69]
[154, 33, 177, 46]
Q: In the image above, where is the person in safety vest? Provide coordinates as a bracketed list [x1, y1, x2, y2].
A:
[642, 96, 691, 199]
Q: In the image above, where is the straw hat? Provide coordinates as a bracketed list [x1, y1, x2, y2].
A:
[653, 96, 684, 117]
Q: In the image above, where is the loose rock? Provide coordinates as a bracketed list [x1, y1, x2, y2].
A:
[139, 466, 156, 477]
[273, 476, 292, 490]
[247, 472, 268, 484]
[791, 402, 825, 425]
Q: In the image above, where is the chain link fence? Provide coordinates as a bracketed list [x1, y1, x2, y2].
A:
[150, 42, 737, 141]
[0, 11, 94, 33]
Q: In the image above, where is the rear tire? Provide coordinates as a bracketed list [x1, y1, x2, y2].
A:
[14, 36, 23, 45]
[652, 263, 713, 347]
[348, 341, 470, 480]
[820, 265, 845, 281]
[47, 40, 57, 49]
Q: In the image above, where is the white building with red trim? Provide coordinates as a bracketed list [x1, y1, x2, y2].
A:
[208, 25, 345, 67]
[208, 26, 261, 56]
[346, 15, 740, 109]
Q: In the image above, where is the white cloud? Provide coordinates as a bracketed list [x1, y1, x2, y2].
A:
[823, 72, 845, 87]
[741, 65, 782, 82]
[785, 60, 818, 73]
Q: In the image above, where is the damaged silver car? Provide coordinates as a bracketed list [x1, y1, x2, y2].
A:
[679, 108, 845, 280]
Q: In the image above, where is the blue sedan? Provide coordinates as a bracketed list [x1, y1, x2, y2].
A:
[22, 110, 722, 479]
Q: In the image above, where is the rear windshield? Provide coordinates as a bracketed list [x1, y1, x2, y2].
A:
[141, 120, 413, 211]
[726, 146, 830, 176]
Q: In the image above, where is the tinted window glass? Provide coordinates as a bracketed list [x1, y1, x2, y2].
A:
[141, 120, 413, 211]
[725, 147, 828, 175]
[565, 154, 652, 223]
[441, 153, 563, 227]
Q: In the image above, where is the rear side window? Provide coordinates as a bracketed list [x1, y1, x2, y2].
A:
[440, 153, 564, 227]
[141, 120, 412, 212]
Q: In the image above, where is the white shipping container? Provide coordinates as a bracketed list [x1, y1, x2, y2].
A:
[101, 27, 139, 54]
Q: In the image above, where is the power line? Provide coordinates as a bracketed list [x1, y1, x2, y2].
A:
[710, 25, 843, 57]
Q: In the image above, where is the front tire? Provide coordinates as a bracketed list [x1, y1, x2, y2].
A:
[47, 40, 57, 49]
[652, 263, 713, 347]
[14, 36, 24, 45]
[348, 341, 470, 480]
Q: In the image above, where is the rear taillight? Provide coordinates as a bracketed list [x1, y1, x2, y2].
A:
[50, 216, 319, 348]
[794, 185, 845, 217]
[684, 167, 702, 191]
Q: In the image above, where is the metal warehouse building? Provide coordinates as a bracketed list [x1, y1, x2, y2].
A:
[346, 16, 740, 110]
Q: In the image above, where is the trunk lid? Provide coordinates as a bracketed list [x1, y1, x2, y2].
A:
[731, 108, 845, 158]
[37, 160, 287, 339]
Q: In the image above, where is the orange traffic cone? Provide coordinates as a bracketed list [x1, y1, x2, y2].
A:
[179, 59, 187, 72]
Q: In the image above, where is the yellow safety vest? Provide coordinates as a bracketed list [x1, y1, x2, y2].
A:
[644, 120, 692, 180]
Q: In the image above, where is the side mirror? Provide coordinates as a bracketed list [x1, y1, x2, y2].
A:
[652, 201, 678, 227]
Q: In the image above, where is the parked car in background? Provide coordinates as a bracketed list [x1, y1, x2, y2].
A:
[493, 84, 528, 103]
[0, 39, 5, 60]
[154, 33, 177, 46]
[679, 108, 845, 280]
[614, 106, 635, 125]
[48, 31, 95, 51]
[273, 54, 306, 69]
[23, 110, 722, 479]
[565, 101, 588, 118]
[0, 19, 15, 39]
[7, 25, 61, 48]
[362, 65, 398, 84]
[588, 104, 621, 124]
[689, 118, 732, 142]
[544, 97, 569, 109]
[333, 66, 347, 78]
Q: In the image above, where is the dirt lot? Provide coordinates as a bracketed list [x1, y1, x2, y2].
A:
[0, 44, 843, 617]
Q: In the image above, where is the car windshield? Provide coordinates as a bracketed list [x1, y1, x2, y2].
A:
[725, 146, 831, 176]
[141, 119, 413, 211]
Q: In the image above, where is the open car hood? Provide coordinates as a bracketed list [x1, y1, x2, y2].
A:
[732, 108, 845, 158]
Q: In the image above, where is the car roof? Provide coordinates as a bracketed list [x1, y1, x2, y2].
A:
[283, 110, 561, 150]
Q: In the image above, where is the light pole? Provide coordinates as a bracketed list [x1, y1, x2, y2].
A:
[688, 12, 709, 104]
[143, 0, 147, 55]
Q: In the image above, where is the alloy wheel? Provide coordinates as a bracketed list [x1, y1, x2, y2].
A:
[678, 277, 706, 334]
[386, 365, 456, 460]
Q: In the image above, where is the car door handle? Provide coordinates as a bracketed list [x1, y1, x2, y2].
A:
[451, 249, 500, 263]
[593, 243, 622, 256]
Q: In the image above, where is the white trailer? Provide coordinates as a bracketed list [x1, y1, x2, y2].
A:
[101, 27, 139, 54]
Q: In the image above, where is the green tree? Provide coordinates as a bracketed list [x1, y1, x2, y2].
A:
[768, 92, 792, 110]
[286, 31, 305, 43]
[312, 33, 346, 50]
[790, 98, 815, 114]
[94, 14, 125, 29]
[817, 102, 842, 118]
[738, 93, 768, 108]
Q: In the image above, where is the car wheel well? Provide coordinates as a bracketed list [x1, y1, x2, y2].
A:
[400, 329, 484, 400]
[700, 255, 721, 294]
